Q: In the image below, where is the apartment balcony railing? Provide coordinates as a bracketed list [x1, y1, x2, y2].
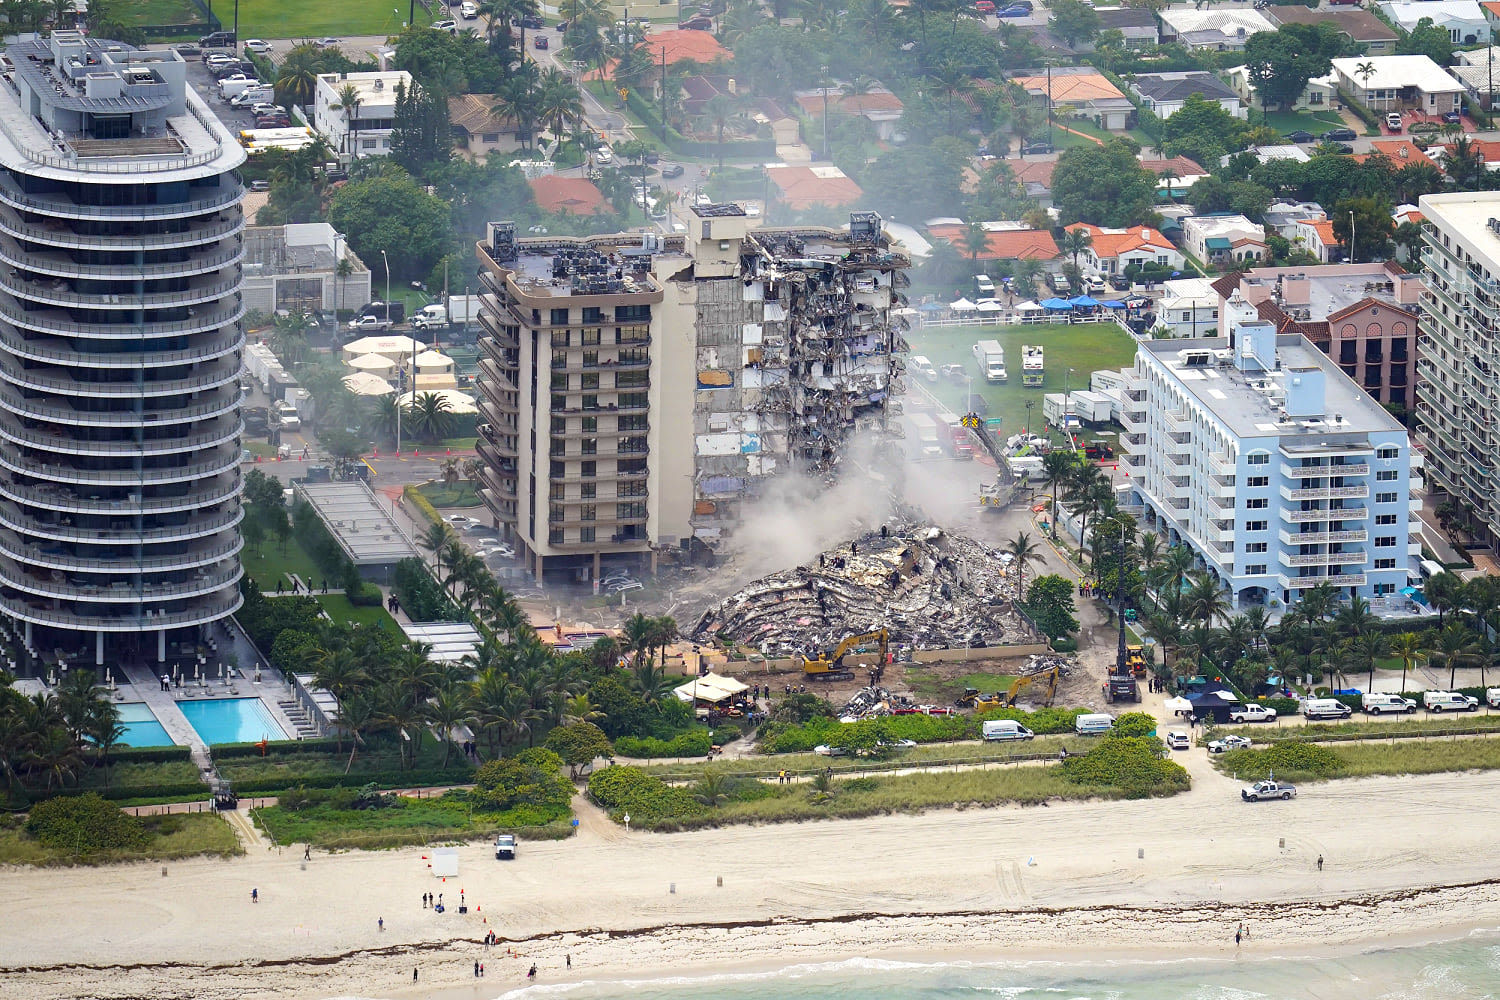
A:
[0, 443, 240, 486]
[1279, 572, 1367, 589]
[0, 384, 239, 427]
[0, 270, 238, 312]
[1278, 528, 1368, 545]
[0, 556, 240, 603]
[0, 498, 240, 544]
[1283, 463, 1370, 478]
[0, 180, 242, 222]
[0, 474, 238, 516]
[0, 417, 240, 458]
[0, 590, 242, 632]
[1278, 549, 1368, 567]
[1280, 484, 1370, 501]
[1283, 506, 1368, 522]
[0, 298, 245, 344]
[0, 232, 244, 281]
[0, 530, 241, 574]
[0, 353, 240, 398]
[0, 205, 243, 252]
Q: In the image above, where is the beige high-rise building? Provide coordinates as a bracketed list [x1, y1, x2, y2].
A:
[473, 207, 910, 582]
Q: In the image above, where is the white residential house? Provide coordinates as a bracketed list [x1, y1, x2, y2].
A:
[1380, 1, 1489, 45]
[314, 70, 410, 158]
[1158, 8, 1275, 50]
[1292, 215, 1343, 263]
[1225, 65, 1338, 113]
[1155, 277, 1220, 338]
[1129, 71, 1246, 119]
[1064, 223, 1185, 276]
[1182, 214, 1268, 267]
[1330, 55, 1465, 114]
[1263, 200, 1327, 239]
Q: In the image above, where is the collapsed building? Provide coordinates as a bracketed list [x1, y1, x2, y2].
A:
[472, 209, 911, 584]
[689, 518, 1038, 657]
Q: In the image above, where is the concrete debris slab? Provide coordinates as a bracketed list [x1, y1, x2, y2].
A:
[690, 518, 1037, 656]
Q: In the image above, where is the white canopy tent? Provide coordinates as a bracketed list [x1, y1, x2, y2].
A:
[343, 371, 396, 396]
[347, 353, 396, 373]
[976, 298, 1004, 313]
[949, 297, 978, 312]
[673, 672, 750, 705]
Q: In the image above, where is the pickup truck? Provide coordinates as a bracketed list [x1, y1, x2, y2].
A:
[1241, 779, 1296, 802]
[494, 834, 516, 859]
[1228, 704, 1277, 724]
[347, 314, 391, 332]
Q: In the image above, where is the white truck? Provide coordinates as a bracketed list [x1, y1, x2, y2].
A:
[410, 303, 448, 330]
[908, 413, 944, 459]
[1228, 703, 1277, 724]
[1488, 687, 1500, 708]
[347, 314, 391, 333]
[1005, 454, 1045, 482]
[1424, 690, 1479, 712]
[411, 295, 481, 330]
[972, 339, 1007, 383]
[1022, 344, 1044, 387]
[1361, 693, 1417, 715]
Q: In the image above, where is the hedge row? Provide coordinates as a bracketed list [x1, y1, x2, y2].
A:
[229, 767, 476, 796]
[402, 484, 442, 528]
[106, 745, 194, 765]
[615, 730, 712, 759]
[587, 766, 705, 823]
[758, 706, 1088, 754]
[211, 738, 342, 759]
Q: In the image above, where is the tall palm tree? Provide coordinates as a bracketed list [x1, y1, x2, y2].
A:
[331, 82, 362, 157]
[1040, 450, 1076, 539]
[1297, 581, 1340, 660]
[27, 727, 82, 792]
[336, 691, 380, 772]
[1181, 570, 1228, 626]
[1333, 594, 1378, 641]
[1060, 227, 1092, 272]
[1354, 630, 1391, 693]
[622, 611, 655, 668]
[957, 218, 991, 266]
[1432, 622, 1481, 690]
[406, 391, 456, 444]
[274, 44, 321, 110]
[1004, 533, 1044, 601]
[535, 67, 584, 142]
[1424, 570, 1462, 628]
[428, 682, 473, 768]
[631, 659, 676, 707]
[1012, 255, 1044, 298]
[1389, 631, 1428, 698]
[418, 521, 457, 574]
[703, 92, 741, 170]
[1156, 544, 1196, 620]
[1355, 61, 1376, 99]
[926, 59, 975, 136]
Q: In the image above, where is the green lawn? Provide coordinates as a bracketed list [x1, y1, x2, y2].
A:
[418, 481, 480, 507]
[906, 322, 1139, 445]
[314, 593, 399, 629]
[1258, 109, 1346, 137]
[0, 813, 239, 866]
[903, 668, 1019, 702]
[240, 536, 323, 593]
[235, 0, 432, 39]
[126, 0, 205, 27]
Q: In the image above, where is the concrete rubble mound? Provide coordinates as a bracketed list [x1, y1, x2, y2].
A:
[690, 518, 1036, 655]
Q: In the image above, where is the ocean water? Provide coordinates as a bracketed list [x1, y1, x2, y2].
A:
[468, 934, 1500, 1000]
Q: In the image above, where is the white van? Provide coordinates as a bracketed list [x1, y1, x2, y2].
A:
[1074, 713, 1114, 736]
[1361, 693, 1417, 715]
[1424, 690, 1479, 712]
[1488, 688, 1500, 708]
[973, 274, 995, 296]
[1303, 698, 1352, 721]
[982, 719, 1034, 742]
[909, 355, 938, 382]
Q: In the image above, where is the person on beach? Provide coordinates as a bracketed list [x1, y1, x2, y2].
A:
[567, 954, 572, 970]
[529, 964, 537, 980]
[413, 968, 418, 982]
[251, 888, 258, 903]
[378, 917, 383, 932]
[474, 961, 480, 978]
[1317, 854, 1324, 871]
[1235, 929, 1241, 946]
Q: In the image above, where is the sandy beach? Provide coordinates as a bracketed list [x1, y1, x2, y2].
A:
[3, 759, 1500, 999]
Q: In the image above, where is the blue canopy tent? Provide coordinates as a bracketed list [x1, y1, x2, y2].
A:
[1069, 295, 1100, 307]
[1040, 297, 1073, 310]
[1102, 299, 1126, 308]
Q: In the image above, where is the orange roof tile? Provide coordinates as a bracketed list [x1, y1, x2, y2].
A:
[1064, 222, 1173, 259]
[1484, 1, 1500, 16]
[1139, 155, 1208, 177]
[1011, 72, 1125, 104]
[926, 224, 1060, 261]
[528, 175, 609, 216]
[1358, 139, 1441, 171]
[641, 29, 730, 66]
[765, 165, 863, 210]
[1444, 139, 1500, 163]
[796, 91, 905, 117]
[1305, 219, 1340, 246]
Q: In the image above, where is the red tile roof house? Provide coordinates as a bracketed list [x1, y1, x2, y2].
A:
[795, 87, 905, 141]
[1063, 222, 1184, 276]
[528, 175, 610, 216]
[764, 164, 864, 211]
[926, 222, 1061, 263]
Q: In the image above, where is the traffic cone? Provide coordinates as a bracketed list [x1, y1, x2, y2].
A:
[446, 448, 451, 455]
[414, 448, 421, 457]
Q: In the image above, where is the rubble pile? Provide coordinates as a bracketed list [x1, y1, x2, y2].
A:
[691, 518, 1037, 655]
[1018, 654, 1074, 680]
[839, 686, 895, 719]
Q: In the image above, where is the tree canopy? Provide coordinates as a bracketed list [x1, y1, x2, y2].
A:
[328, 167, 457, 281]
[1244, 23, 1347, 112]
[1051, 138, 1159, 228]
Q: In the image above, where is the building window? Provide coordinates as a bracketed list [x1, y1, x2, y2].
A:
[1246, 564, 1267, 575]
[581, 373, 600, 390]
[548, 503, 565, 522]
[619, 480, 647, 497]
[582, 307, 604, 323]
[1375, 558, 1396, 569]
[1377, 446, 1399, 459]
[618, 502, 646, 520]
[550, 461, 564, 478]
[550, 373, 568, 390]
[580, 527, 596, 543]
[580, 482, 595, 499]
[616, 370, 649, 388]
[579, 504, 596, 521]
[550, 393, 567, 411]
[580, 461, 596, 477]
[1247, 453, 1269, 465]
[1246, 542, 1268, 553]
[582, 394, 598, 410]
[1376, 535, 1396, 547]
[619, 392, 648, 409]
[583, 351, 599, 368]
[1376, 514, 1397, 525]
[1245, 498, 1268, 509]
[1376, 470, 1398, 481]
[582, 416, 597, 432]
[1246, 476, 1268, 488]
[548, 482, 563, 500]
[551, 330, 569, 346]
[550, 308, 569, 325]
[1376, 491, 1398, 503]
[581, 438, 597, 455]
[620, 436, 647, 454]
[550, 416, 566, 433]
[1245, 520, 1268, 531]
[548, 528, 563, 545]
[1374, 582, 1396, 596]
[618, 414, 648, 431]
[581, 328, 601, 346]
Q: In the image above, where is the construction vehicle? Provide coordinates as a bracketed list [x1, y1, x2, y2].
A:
[1124, 644, 1148, 678]
[799, 629, 889, 682]
[956, 687, 1007, 711]
[1000, 663, 1064, 707]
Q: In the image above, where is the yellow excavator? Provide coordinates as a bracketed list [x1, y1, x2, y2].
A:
[956, 688, 1007, 711]
[799, 628, 890, 682]
[1000, 663, 1062, 708]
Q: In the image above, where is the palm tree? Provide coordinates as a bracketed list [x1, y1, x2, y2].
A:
[926, 59, 975, 136]
[1353, 630, 1391, 693]
[1297, 581, 1340, 659]
[693, 767, 733, 806]
[1432, 622, 1481, 690]
[1040, 450, 1076, 539]
[957, 218, 991, 266]
[428, 682, 472, 768]
[1333, 594, 1378, 641]
[1389, 631, 1428, 698]
[649, 615, 679, 674]
[1061, 227, 1093, 272]
[331, 82, 362, 157]
[1004, 533, 1044, 601]
[1424, 571, 1462, 628]
[703, 92, 741, 170]
[622, 611, 655, 668]
[1355, 61, 1376, 100]
[1012, 255, 1044, 298]
[336, 691, 381, 772]
[274, 44, 321, 110]
[418, 521, 457, 574]
[1181, 571, 1228, 626]
[535, 67, 584, 141]
[440, 456, 462, 490]
[631, 660, 676, 707]
[87, 704, 125, 787]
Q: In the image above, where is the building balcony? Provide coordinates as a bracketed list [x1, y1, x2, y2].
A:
[1280, 484, 1370, 501]
[475, 488, 517, 524]
[1121, 452, 1144, 468]
[0, 589, 241, 633]
[0, 528, 242, 575]
[0, 328, 243, 374]
[1119, 410, 1145, 432]
[544, 535, 651, 552]
[551, 420, 650, 440]
[0, 297, 245, 345]
[1278, 548, 1368, 567]
[0, 383, 239, 428]
[477, 396, 518, 428]
[1284, 463, 1369, 478]
[1282, 506, 1368, 522]
[0, 205, 244, 253]
[1279, 528, 1368, 545]
[1164, 410, 1190, 432]
[1206, 452, 1235, 476]
[478, 335, 519, 370]
[0, 269, 239, 312]
[1204, 492, 1234, 511]
[0, 442, 240, 487]
[0, 231, 244, 282]
[0, 554, 241, 604]
[0, 354, 241, 399]
[0, 180, 242, 223]
[0, 416, 240, 459]
[1165, 476, 1191, 498]
[0, 498, 240, 545]
[477, 465, 517, 502]
[475, 439, 517, 468]
[1278, 572, 1367, 590]
[548, 468, 648, 484]
[1209, 477, 1237, 498]
[1166, 435, 1192, 455]
[549, 354, 651, 374]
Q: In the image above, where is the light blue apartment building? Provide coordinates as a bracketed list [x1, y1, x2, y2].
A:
[1120, 316, 1422, 613]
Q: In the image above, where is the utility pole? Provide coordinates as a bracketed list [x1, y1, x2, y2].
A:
[821, 65, 830, 161]
[659, 47, 668, 142]
[1115, 520, 1128, 678]
[1046, 61, 1054, 150]
[1349, 209, 1356, 264]
[384, 250, 400, 455]
[233, 0, 239, 40]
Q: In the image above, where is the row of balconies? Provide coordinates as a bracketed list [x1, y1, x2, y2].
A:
[1278, 549, 1367, 567]
[1279, 572, 1367, 589]
[0, 179, 242, 223]
[0, 383, 239, 427]
[0, 296, 245, 343]
[0, 205, 244, 253]
[0, 553, 241, 603]
[0, 269, 239, 312]
[0, 588, 241, 632]
[1278, 528, 1368, 545]
[0, 527, 242, 575]
[0, 472, 239, 516]
[1283, 463, 1369, 478]
[1280, 484, 1370, 501]
[0, 497, 241, 545]
[0, 325, 242, 369]
[0, 441, 240, 486]
[0, 230, 244, 282]
[1284, 506, 1368, 522]
[0, 353, 240, 398]
[0, 414, 240, 458]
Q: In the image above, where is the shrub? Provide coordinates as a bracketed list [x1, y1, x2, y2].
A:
[544, 722, 612, 774]
[391, 557, 461, 622]
[1061, 735, 1190, 798]
[710, 725, 742, 747]
[403, 484, 442, 527]
[974, 706, 1088, 736]
[587, 766, 706, 822]
[26, 793, 149, 852]
[1219, 741, 1344, 780]
[615, 730, 713, 759]
[346, 580, 383, 607]
[472, 748, 573, 813]
[1112, 711, 1158, 738]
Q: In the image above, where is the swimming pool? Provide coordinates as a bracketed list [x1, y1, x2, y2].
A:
[178, 698, 290, 744]
[116, 703, 177, 748]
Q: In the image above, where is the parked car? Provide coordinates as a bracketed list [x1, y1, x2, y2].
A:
[680, 14, 713, 28]
[813, 744, 850, 757]
[595, 148, 613, 164]
[1443, 110, 1462, 124]
[534, 34, 549, 48]
[1320, 127, 1357, 142]
[939, 363, 966, 382]
[1385, 112, 1403, 132]
[1207, 735, 1252, 754]
[1241, 779, 1296, 802]
[431, 19, 456, 29]
[1228, 704, 1277, 724]
[494, 834, 516, 859]
[908, 355, 938, 381]
[1165, 731, 1191, 751]
[250, 104, 281, 116]
[244, 39, 272, 53]
[975, 0, 996, 11]
[661, 163, 685, 178]
[996, 4, 1031, 15]
[643, 150, 660, 164]
[248, 179, 270, 191]
[174, 43, 201, 55]
[199, 30, 236, 47]
[256, 117, 292, 129]
[518, 13, 544, 27]
[1020, 138, 1053, 154]
[1108, 274, 1130, 291]
[445, 514, 479, 526]
[313, 37, 342, 48]
[461, 1, 478, 17]
[1283, 130, 1315, 144]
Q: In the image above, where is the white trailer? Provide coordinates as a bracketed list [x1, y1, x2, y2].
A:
[1045, 390, 1115, 426]
[446, 294, 481, 326]
[972, 339, 1007, 382]
[1022, 345, 1044, 387]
